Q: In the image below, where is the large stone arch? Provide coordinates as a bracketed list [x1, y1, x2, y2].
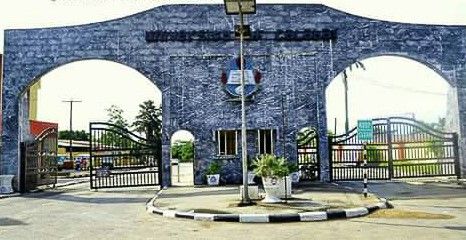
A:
[2, 4, 465, 186]
[328, 54, 459, 133]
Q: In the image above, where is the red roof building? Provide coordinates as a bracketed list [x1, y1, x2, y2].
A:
[29, 120, 58, 137]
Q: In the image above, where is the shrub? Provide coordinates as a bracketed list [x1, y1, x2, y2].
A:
[205, 161, 221, 175]
[252, 154, 290, 178]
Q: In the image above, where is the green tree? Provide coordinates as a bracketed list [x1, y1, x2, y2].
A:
[100, 105, 130, 147]
[132, 100, 162, 140]
[59, 130, 89, 141]
[132, 100, 162, 160]
[171, 140, 194, 162]
[106, 105, 129, 129]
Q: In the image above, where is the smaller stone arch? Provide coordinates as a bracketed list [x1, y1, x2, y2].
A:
[170, 129, 195, 186]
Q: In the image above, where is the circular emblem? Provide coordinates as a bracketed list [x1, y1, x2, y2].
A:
[221, 57, 261, 97]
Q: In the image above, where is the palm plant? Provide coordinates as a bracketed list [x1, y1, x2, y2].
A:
[252, 154, 290, 179]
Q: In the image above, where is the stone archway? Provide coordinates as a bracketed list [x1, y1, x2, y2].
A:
[170, 130, 195, 186]
[2, 4, 465, 186]
[326, 55, 455, 134]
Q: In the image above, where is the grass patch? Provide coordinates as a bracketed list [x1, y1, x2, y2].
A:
[368, 209, 454, 219]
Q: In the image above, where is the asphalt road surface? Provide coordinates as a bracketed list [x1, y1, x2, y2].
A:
[0, 180, 465, 240]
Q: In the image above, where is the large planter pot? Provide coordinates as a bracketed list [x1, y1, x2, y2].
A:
[0, 175, 14, 194]
[289, 172, 300, 183]
[206, 174, 220, 186]
[262, 176, 292, 203]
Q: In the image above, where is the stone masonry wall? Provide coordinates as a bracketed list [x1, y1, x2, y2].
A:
[2, 4, 466, 187]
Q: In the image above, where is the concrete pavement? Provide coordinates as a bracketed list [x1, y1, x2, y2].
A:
[0, 181, 465, 239]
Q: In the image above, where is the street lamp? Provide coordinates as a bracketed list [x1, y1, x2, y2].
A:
[224, 0, 256, 15]
[224, 0, 256, 206]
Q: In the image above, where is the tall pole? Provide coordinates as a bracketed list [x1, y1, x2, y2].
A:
[344, 77, 349, 133]
[62, 100, 82, 163]
[239, 1, 250, 205]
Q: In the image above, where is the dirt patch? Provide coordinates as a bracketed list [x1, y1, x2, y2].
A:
[368, 209, 455, 219]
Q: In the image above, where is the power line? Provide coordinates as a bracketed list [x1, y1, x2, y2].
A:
[342, 75, 447, 96]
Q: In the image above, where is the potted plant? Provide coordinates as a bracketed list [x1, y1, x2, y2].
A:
[287, 162, 300, 183]
[252, 154, 291, 203]
[205, 161, 221, 186]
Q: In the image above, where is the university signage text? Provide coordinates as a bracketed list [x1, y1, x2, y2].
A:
[145, 29, 337, 42]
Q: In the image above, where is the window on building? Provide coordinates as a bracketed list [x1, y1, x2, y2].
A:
[258, 129, 274, 155]
[216, 130, 237, 156]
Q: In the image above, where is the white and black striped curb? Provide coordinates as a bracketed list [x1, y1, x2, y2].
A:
[146, 191, 393, 223]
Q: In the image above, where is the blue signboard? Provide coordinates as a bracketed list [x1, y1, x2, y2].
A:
[221, 57, 261, 97]
[357, 120, 373, 141]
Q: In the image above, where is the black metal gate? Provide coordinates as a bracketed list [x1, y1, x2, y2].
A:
[329, 117, 460, 181]
[20, 127, 58, 192]
[297, 129, 320, 181]
[89, 122, 162, 189]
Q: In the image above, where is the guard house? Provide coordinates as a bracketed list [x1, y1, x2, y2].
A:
[1, 4, 465, 188]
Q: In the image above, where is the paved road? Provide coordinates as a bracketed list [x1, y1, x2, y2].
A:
[0, 181, 465, 240]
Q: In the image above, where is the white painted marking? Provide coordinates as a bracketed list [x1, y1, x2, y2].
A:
[163, 210, 177, 218]
[345, 207, 369, 218]
[299, 212, 327, 221]
[239, 214, 269, 223]
[194, 213, 215, 221]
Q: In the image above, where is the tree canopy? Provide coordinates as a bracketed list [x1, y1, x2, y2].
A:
[171, 140, 194, 162]
[132, 100, 162, 141]
[106, 105, 129, 129]
[59, 130, 89, 141]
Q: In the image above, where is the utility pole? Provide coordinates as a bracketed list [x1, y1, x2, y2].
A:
[62, 99, 82, 163]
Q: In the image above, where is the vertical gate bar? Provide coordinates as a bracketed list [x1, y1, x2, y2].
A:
[89, 123, 94, 189]
[20, 142, 26, 193]
[387, 118, 393, 179]
[453, 133, 461, 179]
[315, 134, 320, 180]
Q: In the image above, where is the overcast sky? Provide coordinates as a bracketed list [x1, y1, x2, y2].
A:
[0, 0, 465, 136]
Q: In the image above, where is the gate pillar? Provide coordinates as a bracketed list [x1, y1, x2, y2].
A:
[456, 66, 466, 178]
[161, 143, 171, 187]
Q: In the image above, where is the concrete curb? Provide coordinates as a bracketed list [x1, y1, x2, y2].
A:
[146, 190, 393, 223]
[0, 193, 21, 199]
[0, 179, 89, 199]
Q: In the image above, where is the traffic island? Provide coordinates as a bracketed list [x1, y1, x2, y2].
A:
[146, 183, 393, 223]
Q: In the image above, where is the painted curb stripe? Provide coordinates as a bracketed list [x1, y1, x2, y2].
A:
[268, 213, 301, 222]
[299, 212, 328, 221]
[214, 214, 240, 222]
[152, 208, 164, 215]
[366, 205, 380, 213]
[345, 207, 369, 218]
[326, 210, 347, 219]
[175, 212, 195, 219]
[163, 210, 177, 218]
[146, 206, 156, 213]
[377, 201, 387, 209]
[239, 214, 269, 223]
[194, 213, 215, 221]
[147, 189, 393, 223]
